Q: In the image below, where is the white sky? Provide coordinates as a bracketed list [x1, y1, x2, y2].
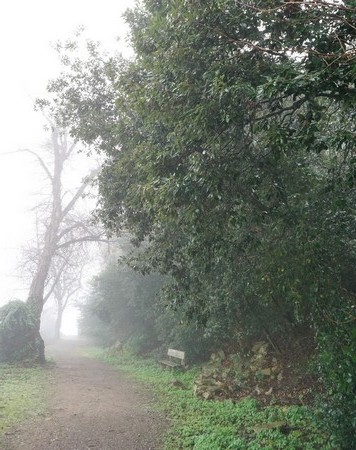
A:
[0, 0, 136, 332]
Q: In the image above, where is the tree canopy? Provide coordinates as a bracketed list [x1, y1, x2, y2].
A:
[52, 1, 355, 332]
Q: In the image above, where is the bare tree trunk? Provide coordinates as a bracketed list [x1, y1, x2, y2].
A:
[27, 253, 54, 362]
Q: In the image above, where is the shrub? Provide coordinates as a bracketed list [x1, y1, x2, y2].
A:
[0, 300, 38, 363]
[318, 320, 356, 449]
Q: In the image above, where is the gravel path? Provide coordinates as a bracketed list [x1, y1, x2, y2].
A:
[2, 340, 167, 450]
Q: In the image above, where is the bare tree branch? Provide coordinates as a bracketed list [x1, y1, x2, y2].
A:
[16, 149, 54, 183]
[56, 234, 108, 250]
[43, 258, 67, 303]
[61, 168, 100, 220]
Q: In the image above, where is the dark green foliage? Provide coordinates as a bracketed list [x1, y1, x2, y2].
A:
[154, 306, 215, 363]
[91, 0, 356, 344]
[317, 313, 356, 449]
[0, 301, 39, 363]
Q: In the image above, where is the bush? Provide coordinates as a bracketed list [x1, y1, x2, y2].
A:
[0, 300, 38, 363]
[318, 320, 356, 449]
[155, 306, 214, 363]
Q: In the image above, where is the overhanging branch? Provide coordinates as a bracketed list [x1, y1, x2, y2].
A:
[55, 234, 108, 250]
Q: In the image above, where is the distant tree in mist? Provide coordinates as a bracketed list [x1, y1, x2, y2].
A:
[42, 245, 87, 340]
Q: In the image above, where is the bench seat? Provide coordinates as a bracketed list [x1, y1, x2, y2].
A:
[159, 348, 185, 369]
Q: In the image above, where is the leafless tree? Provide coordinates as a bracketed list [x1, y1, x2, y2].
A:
[45, 248, 86, 340]
[20, 124, 105, 362]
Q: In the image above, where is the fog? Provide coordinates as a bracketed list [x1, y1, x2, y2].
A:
[0, 0, 134, 335]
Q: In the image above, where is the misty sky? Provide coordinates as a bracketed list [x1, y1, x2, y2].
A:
[0, 0, 134, 314]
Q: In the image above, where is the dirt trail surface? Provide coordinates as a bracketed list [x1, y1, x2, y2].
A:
[2, 340, 167, 450]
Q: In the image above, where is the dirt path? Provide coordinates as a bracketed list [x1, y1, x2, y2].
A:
[2, 340, 167, 450]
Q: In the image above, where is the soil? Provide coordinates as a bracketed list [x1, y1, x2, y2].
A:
[1, 339, 167, 450]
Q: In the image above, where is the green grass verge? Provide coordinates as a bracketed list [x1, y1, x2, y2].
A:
[88, 348, 332, 450]
[0, 364, 50, 436]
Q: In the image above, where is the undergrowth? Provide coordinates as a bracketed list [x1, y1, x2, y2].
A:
[0, 364, 49, 438]
[89, 348, 332, 450]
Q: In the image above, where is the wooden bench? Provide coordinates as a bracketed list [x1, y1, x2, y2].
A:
[159, 348, 185, 369]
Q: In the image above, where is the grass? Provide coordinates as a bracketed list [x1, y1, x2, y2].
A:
[0, 363, 50, 437]
[89, 348, 332, 450]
